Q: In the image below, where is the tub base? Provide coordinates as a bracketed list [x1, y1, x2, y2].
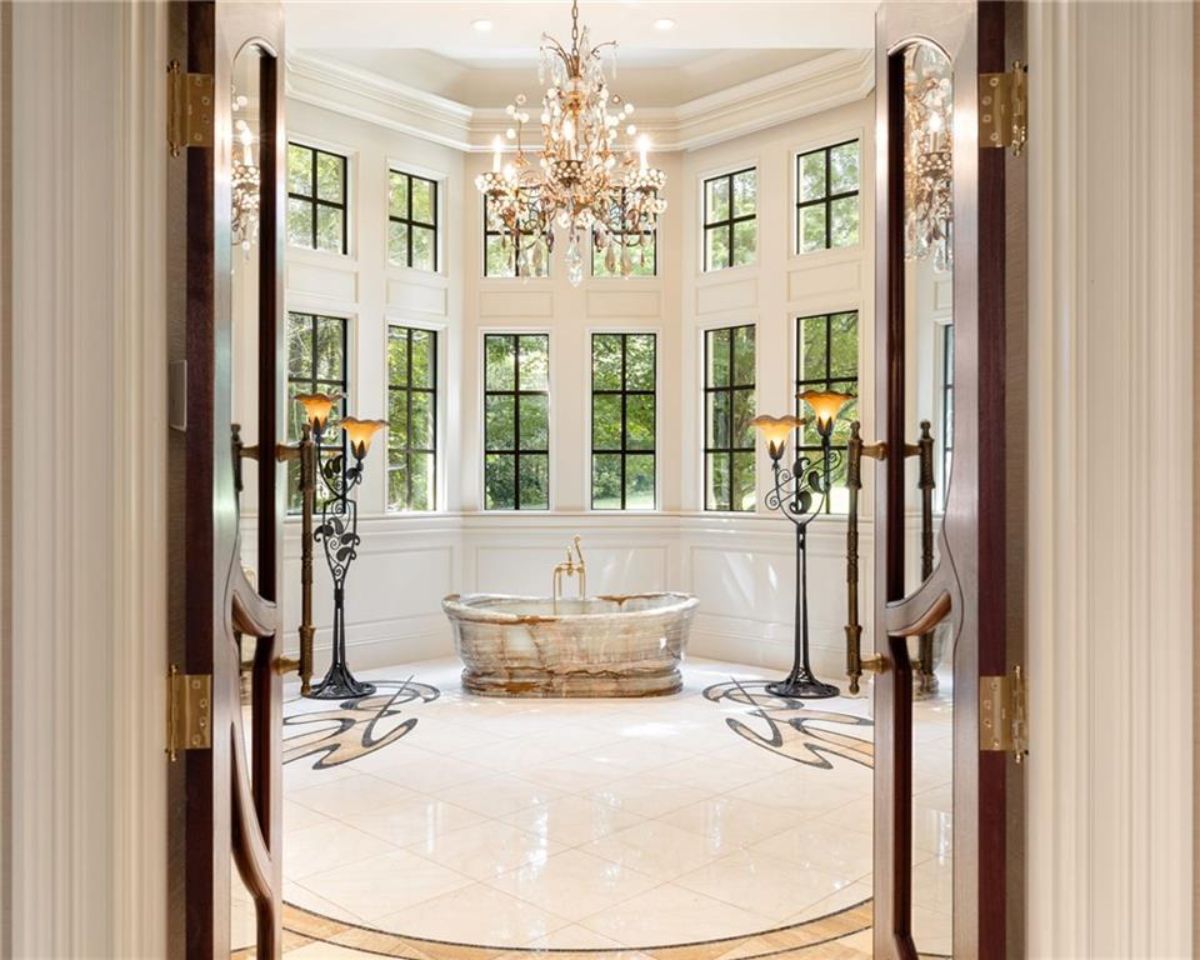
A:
[460, 666, 682, 698]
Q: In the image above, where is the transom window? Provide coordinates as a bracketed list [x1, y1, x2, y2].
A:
[704, 324, 756, 512]
[285, 311, 348, 512]
[483, 196, 550, 278]
[796, 140, 861, 254]
[703, 168, 757, 272]
[591, 333, 656, 510]
[388, 171, 439, 272]
[387, 326, 437, 512]
[483, 333, 550, 510]
[796, 310, 859, 513]
[593, 191, 657, 277]
[287, 142, 348, 254]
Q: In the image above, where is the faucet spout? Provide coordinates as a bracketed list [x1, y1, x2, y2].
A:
[552, 537, 587, 612]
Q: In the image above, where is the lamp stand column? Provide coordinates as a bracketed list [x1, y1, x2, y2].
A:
[767, 522, 839, 700]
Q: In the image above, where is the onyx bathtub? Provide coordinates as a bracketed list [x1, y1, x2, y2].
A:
[441, 593, 699, 697]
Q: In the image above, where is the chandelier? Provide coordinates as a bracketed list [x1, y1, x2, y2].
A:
[231, 90, 261, 254]
[474, 0, 668, 286]
[902, 44, 953, 272]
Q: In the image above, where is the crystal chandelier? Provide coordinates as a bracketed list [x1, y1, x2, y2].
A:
[903, 44, 953, 272]
[231, 91, 261, 254]
[474, 0, 668, 286]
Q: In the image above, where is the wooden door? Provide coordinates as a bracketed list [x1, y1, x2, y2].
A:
[167, 1, 287, 957]
[872, 2, 1026, 957]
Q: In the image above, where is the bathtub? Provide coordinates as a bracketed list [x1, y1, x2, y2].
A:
[441, 593, 699, 697]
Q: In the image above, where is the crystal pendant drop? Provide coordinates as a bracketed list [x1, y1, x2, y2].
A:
[566, 241, 583, 287]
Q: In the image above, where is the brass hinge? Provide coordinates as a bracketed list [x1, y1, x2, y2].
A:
[979, 61, 1028, 157]
[167, 61, 214, 156]
[167, 666, 212, 761]
[980, 665, 1028, 762]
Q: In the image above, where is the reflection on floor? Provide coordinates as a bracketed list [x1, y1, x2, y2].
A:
[233, 657, 953, 958]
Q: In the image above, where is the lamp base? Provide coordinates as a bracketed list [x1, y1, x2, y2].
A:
[766, 672, 839, 700]
[305, 661, 376, 700]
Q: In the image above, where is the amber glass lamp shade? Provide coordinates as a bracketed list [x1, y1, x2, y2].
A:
[341, 417, 388, 461]
[750, 414, 806, 461]
[295, 392, 340, 437]
[798, 390, 853, 438]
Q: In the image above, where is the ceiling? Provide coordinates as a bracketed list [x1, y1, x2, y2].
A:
[284, 1, 877, 109]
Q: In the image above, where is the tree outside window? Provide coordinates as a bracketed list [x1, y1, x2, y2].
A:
[703, 169, 757, 272]
[796, 140, 860, 254]
[592, 333, 656, 510]
[287, 143, 348, 254]
[483, 333, 550, 509]
[796, 310, 859, 513]
[704, 324, 756, 511]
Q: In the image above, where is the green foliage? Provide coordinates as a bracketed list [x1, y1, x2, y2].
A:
[287, 197, 312, 249]
[287, 143, 311, 195]
[388, 171, 408, 218]
[705, 176, 729, 222]
[316, 152, 343, 202]
[732, 170, 757, 217]
[316, 206, 343, 253]
[411, 178, 435, 224]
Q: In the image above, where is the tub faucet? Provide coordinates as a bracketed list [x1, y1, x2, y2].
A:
[553, 536, 587, 610]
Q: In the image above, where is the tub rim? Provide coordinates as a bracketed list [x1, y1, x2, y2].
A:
[442, 591, 699, 625]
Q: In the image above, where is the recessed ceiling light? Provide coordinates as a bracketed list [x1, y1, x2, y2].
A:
[654, 18, 675, 31]
[472, 18, 493, 32]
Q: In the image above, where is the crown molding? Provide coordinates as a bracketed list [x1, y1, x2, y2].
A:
[287, 48, 874, 154]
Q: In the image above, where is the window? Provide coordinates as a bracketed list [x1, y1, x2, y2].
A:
[593, 191, 657, 277]
[591, 333, 656, 510]
[483, 196, 549, 278]
[286, 311, 348, 512]
[704, 325, 756, 511]
[796, 311, 859, 513]
[387, 326, 437, 511]
[287, 143, 348, 254]
[388, 171, 438, 271]
[940, 323, 955, 508]
[483, 333, 550, 510]
[703, 168, 757, 272]
[796, 140, 860, 254]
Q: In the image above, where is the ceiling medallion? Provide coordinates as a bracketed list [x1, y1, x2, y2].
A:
[474, 0, 668, 285]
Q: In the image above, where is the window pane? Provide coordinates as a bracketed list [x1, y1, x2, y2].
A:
[388, 390, 408, 454]
[518, 395, 549, 450]
[287, 198, 313, 248]
[287, 313, 312, 377]
[705, 176, 729, 224]
[316, 152, 343, 202]
[625, 454, 655, 510]
[411, 178, 435, 223]
[626, 335, 655, 390]
[485, 336, 515, 390]
[707, 454, 731, 511]
[799, 205, 827, 253]
[485, 454, 515, 509]
[732, 452, 756, 511]
[388, 221, 409, 266]
[629, 237, 655, 276]
[388, 172, 409, 218]
[592, 334, 623, 390]
[705, 226, 729, 272]
[388, 464, 408, 511]
[707, 328, 731, 387]
[518, 335, 549, 391]
[732, 219, 757, 266]
[707, 391, 730, 448]
[388, 329, 408, 385]
[733, 388, 756, 447]
[485, 235, 515, 277]
[592, 454, 622, 510]
[484, 396, 515, 450]
[830, 142, 860, 194]
[733, 326, 756, 386]
[799, 151, 826, 201]
[732, 170, 757, 217]
[410, 392, 434, 449]
[830, 312, 858, 379]
[830, 196, 860, 248]
[287, 144, 312, 196]
[411, 329, 434, 387]
[801, 316, 828, 382]
[592, 394, 622, 450]
[412, 226, 436, 271]
[626, 394, 655, 450]
[316, 206, 344, 253]
[315, 317, 343, 380]
[518, 455, 550, 509]
[410, 451, 434, 510]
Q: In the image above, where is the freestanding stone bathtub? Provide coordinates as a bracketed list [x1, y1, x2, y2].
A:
[442, 593, 699, 697]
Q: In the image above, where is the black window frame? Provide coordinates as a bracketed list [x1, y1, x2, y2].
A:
[703, 323, 756, 513]
[483, 332, 551, 510]
[387, 324, 439, 512]
[590, 333, 657, 511]
[287, 142, 349, 255]
[795, 139, 861, 254]
[286, 310, 349, 514]
[795, 310, 860, 514]
[703, 167, 757, 273]
[388, 169, 439, 272]
[482, 195, 550, 278]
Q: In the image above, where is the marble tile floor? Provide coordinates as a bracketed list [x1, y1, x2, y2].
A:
[233, 656, 954, 958]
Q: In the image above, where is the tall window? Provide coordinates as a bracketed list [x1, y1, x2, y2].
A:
[287, 142, 348, 254]
[592, 334, 656, 510]
[940, 323, 955, 508]
[796, 310, 859, 513]
[703, 168, 757, 272]
[483, 196, 549, 278]
[796, 140, 860, 254]
[704, 325, 756, 511]
[387, 326, 437, 512]
[483, 333, 550, 510]
[593, 191, 656, 277]
[286, 311, 348, 512]
[388, 170, 438, 271]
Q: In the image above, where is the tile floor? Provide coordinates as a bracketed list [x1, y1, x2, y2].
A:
[233, 656, 954, 958]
